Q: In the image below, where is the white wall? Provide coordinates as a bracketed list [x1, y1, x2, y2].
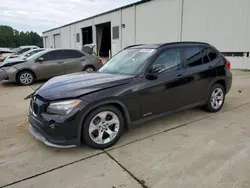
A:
[60, 26, 71, 48]
[135, 0, 181, 44]
[121, 7, 135, 49]
[228, 57, 250, 70]
[43, 0, 250, 69]
[181, 0, 250, 52]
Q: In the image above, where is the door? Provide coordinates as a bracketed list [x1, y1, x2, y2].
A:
[53, 34, 61, 48]
[182, 46, 219, 104]
[34, 50, 65, 79]
[61, 50, 86, 74]
[139, 47, 187, 117]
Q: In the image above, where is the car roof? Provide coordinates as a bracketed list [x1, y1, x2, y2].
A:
[127, 41, 210, 49]
[19, 45, 39, 49]
[47, 48, 81, 51]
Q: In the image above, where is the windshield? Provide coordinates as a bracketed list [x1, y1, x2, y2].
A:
[99, 48, 155, 75]
[24, 49, 44, 58]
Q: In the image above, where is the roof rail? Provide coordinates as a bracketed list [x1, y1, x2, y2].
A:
[159, 41, 209, 48]
[123, 44, 144, 49]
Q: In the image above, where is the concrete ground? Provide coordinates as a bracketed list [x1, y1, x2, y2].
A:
[0, 70, 250, 188]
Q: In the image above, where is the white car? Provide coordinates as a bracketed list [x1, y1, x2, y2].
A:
[3, 48, 45, 65]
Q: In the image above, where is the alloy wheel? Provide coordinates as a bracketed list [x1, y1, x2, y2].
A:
[210, 88, 224, 109]
[86, 68, 94, 73]
[20, 72, 33, 85]
[88, 111, 120, 144]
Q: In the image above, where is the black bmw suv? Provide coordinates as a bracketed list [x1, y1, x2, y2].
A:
[29, 42, 232, 149]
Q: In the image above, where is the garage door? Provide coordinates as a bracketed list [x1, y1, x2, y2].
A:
[44, 37, 49, 48]
[53, 34, 61, 48]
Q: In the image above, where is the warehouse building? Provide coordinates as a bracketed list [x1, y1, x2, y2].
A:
[43, 0, 250, 69]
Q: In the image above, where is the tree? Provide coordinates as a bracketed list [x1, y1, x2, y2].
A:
[0, 25, 43, 48]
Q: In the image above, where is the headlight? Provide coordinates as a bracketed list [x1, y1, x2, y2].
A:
[46, 99, 81, 115]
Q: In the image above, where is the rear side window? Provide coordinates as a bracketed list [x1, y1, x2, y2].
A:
[40, 50, 63, 61]
[62, 50, 84, 59]
[206, 48, 217, 61]
[183, 47, 217, 68]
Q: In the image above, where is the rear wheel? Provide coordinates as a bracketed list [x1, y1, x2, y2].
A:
[204, 84, 225, 112]
[83, 66, 95, 73]
[82, 105, 124, 149]
[17, 70, 35, 85]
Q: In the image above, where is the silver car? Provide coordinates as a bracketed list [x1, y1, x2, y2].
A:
[0, 49, 103, 85]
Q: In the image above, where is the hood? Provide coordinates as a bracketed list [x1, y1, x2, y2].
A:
[0, 58, 26, 68]
[36, 72, 134, 100]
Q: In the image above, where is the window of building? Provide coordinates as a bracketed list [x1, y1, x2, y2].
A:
[76, 33, 80, 43]
[112, 26, 119, 39]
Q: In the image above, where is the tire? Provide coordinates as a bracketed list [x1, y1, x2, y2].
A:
[82, 105, 124, 149]
[17, 70, 35, 85]
[83, 65, 95, 73]
[204, 84, 225, 112]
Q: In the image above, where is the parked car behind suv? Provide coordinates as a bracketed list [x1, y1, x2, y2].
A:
[2, 48, 45, 65]
[0, 48, 103, 85]
[28, 42, 232, 149]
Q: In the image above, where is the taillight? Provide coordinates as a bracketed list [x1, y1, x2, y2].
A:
[226, 60, 231, 69]
[97, 57, 102, 63]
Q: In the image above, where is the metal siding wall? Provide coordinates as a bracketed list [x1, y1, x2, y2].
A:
[121, 7, 135, 49]
[135, 0, 181, 44]
[60, 26, 71, 48]
[182, 0, 250, 52]
[70, 25, 75, 49]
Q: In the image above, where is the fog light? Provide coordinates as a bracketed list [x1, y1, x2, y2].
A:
[50, 122, 56, 129]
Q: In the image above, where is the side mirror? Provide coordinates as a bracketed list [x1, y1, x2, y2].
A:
[37, 57, 44, 62]
[146, 64, 166, 80]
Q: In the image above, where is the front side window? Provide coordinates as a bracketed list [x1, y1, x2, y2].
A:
[40, 51, 63, 61]
[99, 48, 155, 75]
[153, 48, 181, 73]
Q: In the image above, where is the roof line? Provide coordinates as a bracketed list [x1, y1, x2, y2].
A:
[43, 0, 151, 34]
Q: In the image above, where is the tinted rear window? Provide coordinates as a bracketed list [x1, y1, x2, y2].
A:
[183, 47, 217, 68]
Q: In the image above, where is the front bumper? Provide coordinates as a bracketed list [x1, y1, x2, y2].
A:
[29, 123, 76, 148]
[0, 67, 18, 82]
[0, 69, 8, 82]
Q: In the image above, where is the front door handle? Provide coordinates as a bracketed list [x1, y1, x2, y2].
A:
[57, 61, 64, 64]
[176, 74, 183, 79]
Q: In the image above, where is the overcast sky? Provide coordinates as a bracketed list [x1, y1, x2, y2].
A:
[0, 0, 140, 35]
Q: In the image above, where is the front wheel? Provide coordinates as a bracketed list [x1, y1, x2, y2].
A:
[82, 106, 124, 149]
[204, 84, 225, 112]
[17, 71, 35, 85]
